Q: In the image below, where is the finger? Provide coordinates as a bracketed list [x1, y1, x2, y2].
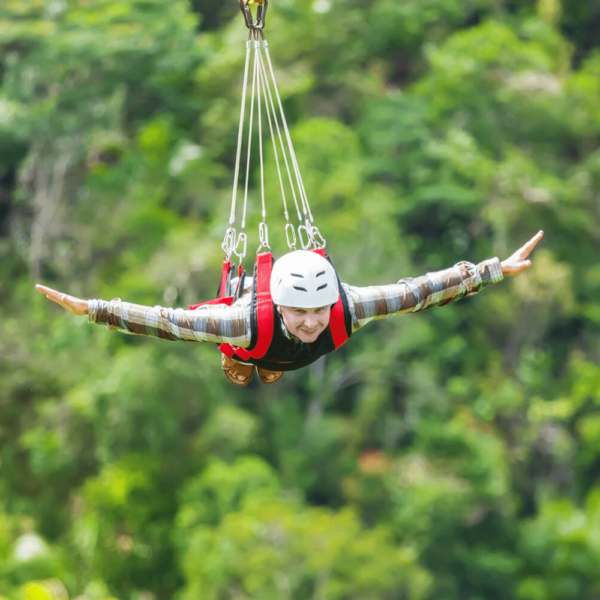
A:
[45, 290, 62, 303]
[512, 260, 532, 273]
[39, 287, 69, 308]
[519, 231, 544, 259]
[526, 230, 544, 248]
[37, 286, 65, 305]
[60, 294, 80, 310]
[36, 284, 57, 296]
[527, 230, 544, 246]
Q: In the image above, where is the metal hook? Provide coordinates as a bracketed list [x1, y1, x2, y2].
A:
[285, 223, 297, 251]
[298, 224, 311, 250]
[239, 0, 268, 31]
[257, 222, 271, 251]
[311, 226, 326, 249]
[234, 231, 248, 261]
[221, 226, 237, 258]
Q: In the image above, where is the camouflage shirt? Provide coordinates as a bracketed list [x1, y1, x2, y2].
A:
[88, 258, 504, 348]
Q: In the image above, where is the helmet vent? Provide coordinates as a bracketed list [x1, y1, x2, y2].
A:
[270, 250, 339, 308]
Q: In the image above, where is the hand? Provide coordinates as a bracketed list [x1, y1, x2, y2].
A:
[500, 231, 544, 277]
[36, 284, 89, 316]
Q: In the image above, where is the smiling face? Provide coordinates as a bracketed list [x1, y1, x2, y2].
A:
[277, 305, 332, 344]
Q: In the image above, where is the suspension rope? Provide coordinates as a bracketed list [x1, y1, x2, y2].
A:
[236, 32, 260, 261]
[256, 42, 266, 225]
[263, 40, 326, 250]
[224, 0, 326, 258]
[262, 43, 310, 219]
[256, 49, 300, 250]
[224, 34, 253, 258]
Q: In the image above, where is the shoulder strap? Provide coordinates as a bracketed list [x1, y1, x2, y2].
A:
[218, 259, 233, 298]
[329, 294, 350, 349]
[313, 248, 350, 349]
[247, 251, 274, 357]
[220, 251, 274, 361]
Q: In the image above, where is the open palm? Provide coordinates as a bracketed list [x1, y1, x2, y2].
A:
[36, 284, 89, 316]
[500, 231, 544, 277]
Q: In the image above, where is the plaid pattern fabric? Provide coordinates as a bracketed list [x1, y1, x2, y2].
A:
[346, 258, 503, 332]
[88, 258, 503, 346]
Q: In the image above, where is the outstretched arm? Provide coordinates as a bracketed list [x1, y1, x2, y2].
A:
[35, 285, 251, 347]
[346, 231, 544, 333]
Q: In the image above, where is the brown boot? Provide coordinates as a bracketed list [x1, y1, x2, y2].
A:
[256, 367, 285, 385]
[222, 354, 255, 386]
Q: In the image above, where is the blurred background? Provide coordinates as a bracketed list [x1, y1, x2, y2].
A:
[1, 0, 600, 598]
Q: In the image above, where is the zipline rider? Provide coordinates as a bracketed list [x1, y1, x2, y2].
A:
[36, 230, 544, 386]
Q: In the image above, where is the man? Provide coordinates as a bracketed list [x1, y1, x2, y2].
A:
[36, 231, 544, 386]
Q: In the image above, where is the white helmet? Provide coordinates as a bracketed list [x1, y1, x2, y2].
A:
[271, 250, 339, 308]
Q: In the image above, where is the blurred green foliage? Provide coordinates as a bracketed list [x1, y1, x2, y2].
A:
[1, 0, 600, 598]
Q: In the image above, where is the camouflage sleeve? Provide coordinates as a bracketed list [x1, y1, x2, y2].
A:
[344, 257, 504, 332]
[87, 296, 252, 347]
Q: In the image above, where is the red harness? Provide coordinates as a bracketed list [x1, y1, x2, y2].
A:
[190, 249, 349, 361]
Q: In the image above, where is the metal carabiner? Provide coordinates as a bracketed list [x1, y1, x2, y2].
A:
[298, 224, 311, 250]
[257, 221, 271, 252]
[221, 226, 236, 258]
[285, 223, 297, 251]
[311, 226, 327, 249]
[234, 231, 248, 261]
[239, 0, 268, 31]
